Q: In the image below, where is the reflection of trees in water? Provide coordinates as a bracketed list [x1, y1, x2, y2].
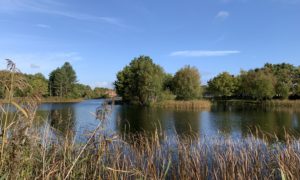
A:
[49, 107, 76, 138]
[212, 104, 300, 140]
[116, 106, 201, 139]
[239, 111, 300, 140]
[172, 111, 200, 138]
[117, 106, 165, 135]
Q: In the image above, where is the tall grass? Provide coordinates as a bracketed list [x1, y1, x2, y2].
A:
[154, 100, 211, 110]
[1, 61, 300, 179]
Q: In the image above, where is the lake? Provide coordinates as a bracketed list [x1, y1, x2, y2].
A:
[34, 99, 300, 141]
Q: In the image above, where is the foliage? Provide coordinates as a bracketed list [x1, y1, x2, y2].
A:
[172, 65, 202, 100]
[49, 62, 77, 98]
[93, 87, 111, 98]
[114, 56, 165, 105]
[71, 84, 93, 98]
[208, 72, 238, 98]
[26, 73, 48, 97]
[238, 70, 276, 100]
[263, 63, 294, 99]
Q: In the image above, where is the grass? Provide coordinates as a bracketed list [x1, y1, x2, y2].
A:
[41, 97, 84, 103]
[0, 97, 84, 104]
[214, 99, 300, 111]
[263, 99, 300, 108]
[154, 100, 212, 110]
[1, 116, 300, 179]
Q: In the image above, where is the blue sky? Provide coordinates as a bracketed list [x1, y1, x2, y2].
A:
[0, 0, 299, 88]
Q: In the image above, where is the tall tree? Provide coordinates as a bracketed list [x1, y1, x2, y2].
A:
[172, 65, 202, 100]
[114, 56, 165, 105]
[48, 62, 77, 98]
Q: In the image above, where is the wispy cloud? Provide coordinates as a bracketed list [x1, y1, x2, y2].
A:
[216, 11, 230, 19]
[35, 24, 51, 29]
[0, 0, 123, 27]
[170, 50, 240, 57]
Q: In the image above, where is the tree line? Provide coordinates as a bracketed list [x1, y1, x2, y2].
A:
[115, 56, 300, 105]
[207, 63, 300, 100]
[0, 61, 112, 99]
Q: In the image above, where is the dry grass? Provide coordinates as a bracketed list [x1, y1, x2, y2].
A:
[154, 100, 211, 110]
[264, 100, 300, 108]
[1, 121, 300, 179]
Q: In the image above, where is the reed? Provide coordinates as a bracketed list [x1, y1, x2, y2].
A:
[154, 100, 212, 110]
[263, 100, 300, 108]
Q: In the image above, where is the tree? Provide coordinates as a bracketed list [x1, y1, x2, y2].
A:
[263, 63, 294, 99]
[61, 62, 77, 97]
[238, 70, 276, 100]
[208, 72, 238, 98]
[48, 62, 77, 98]
[27, 73, 48, 96]
[114, 56, 165, 105]
[172, 65, 202, 100]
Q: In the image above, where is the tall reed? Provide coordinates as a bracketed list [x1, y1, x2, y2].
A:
[154, 100, 211, 110]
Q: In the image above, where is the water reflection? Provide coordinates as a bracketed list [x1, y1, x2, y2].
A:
[16, 100, 300, 141]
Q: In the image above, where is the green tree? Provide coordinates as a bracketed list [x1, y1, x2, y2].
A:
[263, 63, 294, 99]
[48, 62, 77, 98]
[93, 87, 110, 98]
[172, 65, 202, 100]
[26, 73, 48, 96]
[208, 72, 238, 98]
[114, 56, 165, 105]
[71, 84, 93, 98]
[238, 70, 276, 100]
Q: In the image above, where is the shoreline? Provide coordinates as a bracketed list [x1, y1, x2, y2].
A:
[0, 97, 85, 104]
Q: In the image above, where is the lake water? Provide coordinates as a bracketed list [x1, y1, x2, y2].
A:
[34, 99, 300, 141]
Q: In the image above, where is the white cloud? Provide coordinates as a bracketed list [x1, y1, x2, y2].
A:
[170, 50, 240, 57]
[216, 11, 230, 19]
[35, 24, 51, 29]
[0, 0, 123, 26]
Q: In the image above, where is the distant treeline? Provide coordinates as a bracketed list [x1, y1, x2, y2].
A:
[0, 61, 113, 99]
[115, 56, 300, 106]
[207, 63, 300, 100]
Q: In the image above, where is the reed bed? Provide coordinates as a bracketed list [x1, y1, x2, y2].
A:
[1, 117, 300, 180]
[264, 100, 300, 108]
[154, 100, 211, 110]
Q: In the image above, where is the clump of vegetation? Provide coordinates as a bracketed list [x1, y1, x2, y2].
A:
[154, 100, 211, 110]
[114, 56, 167, 106]
[114, 56, 204, 106]
[172, 65, 202, 100]
[208, 72, 239, 98]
